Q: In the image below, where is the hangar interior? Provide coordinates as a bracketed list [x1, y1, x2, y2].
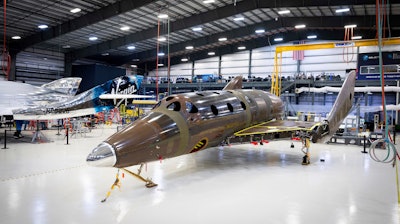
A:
[0, 0, 400, 223]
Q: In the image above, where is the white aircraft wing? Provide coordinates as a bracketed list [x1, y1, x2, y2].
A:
[99, 94, 155, 99]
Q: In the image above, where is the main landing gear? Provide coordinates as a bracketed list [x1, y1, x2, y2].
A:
[101, 164, 157, 203]
[301, 137, 311, 165]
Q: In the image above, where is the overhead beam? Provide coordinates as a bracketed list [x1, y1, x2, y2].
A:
[117, 15, 393, 65]
[10, 0, 155, 51]
[66, 0, 375, 61]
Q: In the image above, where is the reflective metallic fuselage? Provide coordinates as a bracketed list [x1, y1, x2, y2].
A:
[90, 89, 283, 168]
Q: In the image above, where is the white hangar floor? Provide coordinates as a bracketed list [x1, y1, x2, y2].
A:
[0, 125, 399, 224]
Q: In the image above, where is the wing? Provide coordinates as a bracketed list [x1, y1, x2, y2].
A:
[231, 119, 324, 144]
[99, 94, 155, 99]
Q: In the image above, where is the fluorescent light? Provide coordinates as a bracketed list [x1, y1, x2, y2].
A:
[70, 8, 81, 13]
[157, 14, 168, 19]
[208, 52, 215, 56]
[278, 10, 290, 14]
[295, 24, 306, 29]
[344, 24, 357, 28]
[158, 37, 167, 42]
[218, 37, 227, 41]
[274, 37, 283, 41]
[238, 46, 246, 50]
[12, 36, 21, 40]
[192, 27, 202, 31]
[89, 36, 98, 41]
[351, 36, 362, 40]
[255, 29, 265, 34]
[130, 65, 137, 68]
[62, 45, 71, 49]
[307, 35, 317, 39]
[38, 24, 48, 29]
[336, 8, 350, 13]
[101, 53, 109, 56]
[181, 58, 189, 62]
[233, 17, 244, 21]
[127, 45, 135, 50]
[120, 26, 130, 31]
[158, 52, 165, 56]
[158, 63, 164, 67]
[185, 46, 194, 50]
[203, 0, 215, 3]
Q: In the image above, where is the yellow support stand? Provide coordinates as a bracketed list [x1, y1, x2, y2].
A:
[271, 51, 282, 96]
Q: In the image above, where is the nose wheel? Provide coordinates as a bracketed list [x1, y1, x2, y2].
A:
[101, 164, 157, 203]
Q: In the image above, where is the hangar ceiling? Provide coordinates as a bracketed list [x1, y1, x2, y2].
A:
[1, 0, 399, 73]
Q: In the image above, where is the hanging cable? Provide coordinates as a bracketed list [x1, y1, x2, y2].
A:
[155, 19, 160, 101]
[2, 0, 11, 80]
[343, 27, 355, 63]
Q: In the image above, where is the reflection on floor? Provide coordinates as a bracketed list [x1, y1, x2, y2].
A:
[0, 126, 399, 224]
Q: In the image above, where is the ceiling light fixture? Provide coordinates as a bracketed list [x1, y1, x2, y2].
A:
[192, 27, 202, 31]
[127, 46, 135, 50]
[158, 52, 165, 56]
[336, 8, 350, 13]
[157, 14, 169, 19]
[12, 36, 21, 40]
[158, 37, 167, 42]
[233, 17, 244, 21]
[70, 8, 81, 13]
[208, 52, 216, 56]
[38, 24, 48, 29]
[255, 29, 265, 34]
[218, 37, 227, 41]
[274, 37, 283, 41]
[351, 36, 362, 40]
[158, 63, 164, 67]
[62, 45, 71, 49]
[89, 36, 98, 41]
[181, 58, 189, 62]
[307, 35, 317, 39]
[120, 26, 130, 31]
[101, 53, 109, 56]
[344, 24, 357, 28]
[238, 46, 246, 50]
[185, 46, 194, 50]
[295, 24, 306, 29]
[278, 10, 290, 14]
[203, 0, 215, 4]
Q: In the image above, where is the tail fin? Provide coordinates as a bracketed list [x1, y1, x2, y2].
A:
[42, 77, 82, 96]
[223, 76, 243, 90]
[326, 71, 357, 135]
[311, 71, 356, 143]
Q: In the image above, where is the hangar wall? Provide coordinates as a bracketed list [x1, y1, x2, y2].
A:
[149, 41, 400, 81]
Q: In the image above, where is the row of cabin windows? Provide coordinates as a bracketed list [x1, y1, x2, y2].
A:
[166, 100, 246, 116]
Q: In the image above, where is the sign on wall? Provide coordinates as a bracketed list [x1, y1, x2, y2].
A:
[357, 51, 400, 80]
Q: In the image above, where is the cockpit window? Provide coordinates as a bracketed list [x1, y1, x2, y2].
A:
[167, 101, 181, 111]
[186, 102, 198, 113]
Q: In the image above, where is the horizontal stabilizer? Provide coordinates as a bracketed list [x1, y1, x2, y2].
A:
[41, 77, 82, 96]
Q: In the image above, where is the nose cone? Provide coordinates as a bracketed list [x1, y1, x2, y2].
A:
[86, 142, 116, 167]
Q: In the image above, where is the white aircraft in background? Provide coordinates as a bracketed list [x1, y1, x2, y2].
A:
[0, 75, 155, 138]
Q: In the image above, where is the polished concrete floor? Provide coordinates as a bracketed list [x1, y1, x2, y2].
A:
[0, 125, 399, 224]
